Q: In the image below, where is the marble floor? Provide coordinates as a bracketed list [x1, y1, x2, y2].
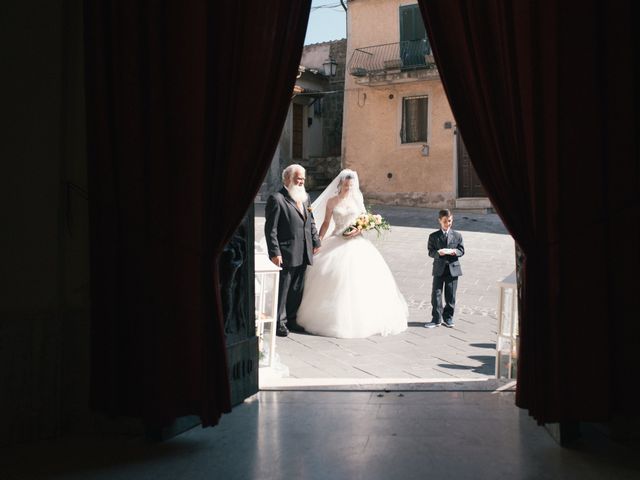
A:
[2, 391, 638, 480]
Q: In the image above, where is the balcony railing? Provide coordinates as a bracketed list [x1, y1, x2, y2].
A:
[348, 39, 435, 77]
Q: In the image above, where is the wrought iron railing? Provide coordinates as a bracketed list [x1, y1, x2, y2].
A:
[348, 39, 435, 77]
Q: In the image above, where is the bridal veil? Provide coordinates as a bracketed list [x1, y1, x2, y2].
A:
[311, 169, 366, 237]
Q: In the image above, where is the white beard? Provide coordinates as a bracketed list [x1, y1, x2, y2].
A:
[286, 184, 308, 204]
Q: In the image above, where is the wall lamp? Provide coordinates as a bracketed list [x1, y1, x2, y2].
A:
[322, 56, 337, 77]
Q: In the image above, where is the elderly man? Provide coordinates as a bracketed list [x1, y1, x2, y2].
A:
[264, 164, 321, 337]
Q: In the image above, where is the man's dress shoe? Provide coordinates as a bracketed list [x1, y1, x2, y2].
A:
[275, 325, 289, 337]
[287, 323, 306, 333]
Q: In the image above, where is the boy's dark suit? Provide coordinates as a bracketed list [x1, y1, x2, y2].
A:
[427, 229, 464, 325]
[264, 187, 321, 330]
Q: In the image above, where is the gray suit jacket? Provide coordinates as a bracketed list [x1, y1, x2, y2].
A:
[427, 229, 464, 277]
[264, 187, 321, 268]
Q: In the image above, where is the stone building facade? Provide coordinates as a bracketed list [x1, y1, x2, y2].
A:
[302, 39, 347, 159]
[258, 39, 347, 199]
[343, 0, 489, 209]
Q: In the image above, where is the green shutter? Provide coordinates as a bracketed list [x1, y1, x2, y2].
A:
[399, 4, 431, 67]
[399, 4, 426, 42]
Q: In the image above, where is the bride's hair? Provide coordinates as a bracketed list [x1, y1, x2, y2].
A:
[337, 172, 356, 193]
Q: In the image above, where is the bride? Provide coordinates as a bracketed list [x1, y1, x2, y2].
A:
[296, 169, 408, 338]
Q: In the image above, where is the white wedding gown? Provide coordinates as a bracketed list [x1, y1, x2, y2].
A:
[296, 200, 408, 338]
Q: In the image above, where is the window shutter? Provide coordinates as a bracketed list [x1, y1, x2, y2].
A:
[399, 5, 431, 66]
[400, 4, 426, 42]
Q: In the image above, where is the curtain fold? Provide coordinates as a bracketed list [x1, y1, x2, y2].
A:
[419, 0, 638, 423]
[202, 0, 311, 426]
[85, 1, 311, 427]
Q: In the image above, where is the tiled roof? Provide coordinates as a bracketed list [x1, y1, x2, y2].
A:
[303, 38, 347, 47]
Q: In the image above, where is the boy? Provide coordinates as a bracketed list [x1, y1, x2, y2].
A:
[425, 209, 464, 328]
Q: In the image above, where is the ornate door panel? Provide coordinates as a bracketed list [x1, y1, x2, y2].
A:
[220, 204, 259, 406]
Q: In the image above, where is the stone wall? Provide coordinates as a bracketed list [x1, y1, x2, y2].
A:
[365, 191, 454, 209]
[322, 40, 346, 157]
[299, 40, 345, 185]
[297, 156, 342, 191]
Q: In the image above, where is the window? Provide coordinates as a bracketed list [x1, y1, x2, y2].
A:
[401, 95, 428, 143]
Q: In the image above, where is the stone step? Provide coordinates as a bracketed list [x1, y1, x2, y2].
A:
[455, 197, 494, 214]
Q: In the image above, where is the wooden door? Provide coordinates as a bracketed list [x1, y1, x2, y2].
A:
[457, 133, 486, 197]
[292, 103, 303, 159]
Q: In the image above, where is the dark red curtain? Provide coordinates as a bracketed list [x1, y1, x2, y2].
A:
[85, 1, 311, 427]
[419, 0, 639, 423]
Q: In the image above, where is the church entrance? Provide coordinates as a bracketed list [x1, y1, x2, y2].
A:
[248, 1, 516, 398]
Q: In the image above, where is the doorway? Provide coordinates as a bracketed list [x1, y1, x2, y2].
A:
[457, 133, 486, 198]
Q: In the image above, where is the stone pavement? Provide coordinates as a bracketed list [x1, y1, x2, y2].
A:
[254, 201, 516, 390]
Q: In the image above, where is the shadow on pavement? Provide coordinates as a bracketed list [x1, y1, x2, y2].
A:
[407, 321, 426, 327]
[469, 342, 497, 349]
[366, 204, 511, 235]
[437, 354, 496, 376]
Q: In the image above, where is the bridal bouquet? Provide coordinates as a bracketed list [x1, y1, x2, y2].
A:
[343, 211, 390, 237]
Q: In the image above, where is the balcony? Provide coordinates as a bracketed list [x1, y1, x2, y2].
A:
[348, 39, 436, 78]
